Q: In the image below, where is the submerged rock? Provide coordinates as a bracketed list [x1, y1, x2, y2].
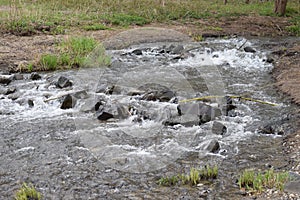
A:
[55, 76, 73, 88]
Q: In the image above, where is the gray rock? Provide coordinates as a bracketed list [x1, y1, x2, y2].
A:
[28, 99, 34, 107]
[138, 83, 175, 102]
[0, 75, 12, 85]
[5, 87, 16, 95]
[56, 76, 73, 88]
[244, 46, 256, 53]
[212, 121, 227, 135]
[141, 90, 175, 102]
[199, 104, 222, 124]
[97, 111, 114, 121]
[96, 84, 114, 94]
[7, 92, 20, 100]
[200, 139, 220, 153]
[266, 56, 274, 63]
[13, 74, 24, 80]
[61, 94, 76, 109]
[72, 90, 89, 99]
[96, 102, 129, 121]
[171, 45, 184, 54]
[163, 114, 200, 127]
[30, 72, 42, 80]
[131, 49, 143, 55]
[284, 180, 300, 195]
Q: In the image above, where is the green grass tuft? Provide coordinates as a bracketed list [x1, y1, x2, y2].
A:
[238, 168, 290, 194]
[15, 183, 42, 200]
[158, 165, 218, 187]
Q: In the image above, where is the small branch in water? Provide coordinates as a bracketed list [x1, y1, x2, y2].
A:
[237, 39, 248, 50]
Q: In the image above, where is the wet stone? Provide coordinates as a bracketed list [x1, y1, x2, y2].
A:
[198, 139, 220, 153]
[212, 121, 227, 135]
[0, 75, 12, 85]
[56, 76, 73, 88]
[5, 87, 16, 95]
[30, 72, 42, 80]
[171, 45, 184, 54]
[72, 90, 89, 99]
[13, 74, 24, 80]
[28, 99, 34, 107]
[244, 46, 256, 53]
[131, 49, 143, 55]
[61, 94, 76, 109]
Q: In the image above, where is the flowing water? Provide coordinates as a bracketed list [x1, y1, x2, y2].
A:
[0, 38, 298, 199]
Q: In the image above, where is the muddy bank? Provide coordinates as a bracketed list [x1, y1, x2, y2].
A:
[273, 41, 300, 176]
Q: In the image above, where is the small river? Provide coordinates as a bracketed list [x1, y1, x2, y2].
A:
[0, 38, 298, 199]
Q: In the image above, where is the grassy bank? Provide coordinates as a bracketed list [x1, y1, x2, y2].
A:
[0, 0, 299, 36]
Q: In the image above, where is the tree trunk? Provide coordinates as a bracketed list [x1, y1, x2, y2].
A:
[224, 0, 227, 5]
[274, 0, 288, 15]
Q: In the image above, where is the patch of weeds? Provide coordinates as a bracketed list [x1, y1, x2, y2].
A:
[15, 183, 42, 200]
[157, 175, 179, 186]
[5, 19, 35, 36]
[200, 165, 218, 180]
[103, 13, 149, 26]
[192, 34, 203, 42]
[238, 168, 290, 194]
[158, 165, 218, 187]
[287, 16, 300, 36]
[27, 63, 34, 72]
[40, 54, 58, 70]
[83, 24, 111, 31]
[50, 25, 66, 35]
[33, 36, 110, 71]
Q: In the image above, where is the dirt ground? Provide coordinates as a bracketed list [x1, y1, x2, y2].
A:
[1, 14, 300, 189]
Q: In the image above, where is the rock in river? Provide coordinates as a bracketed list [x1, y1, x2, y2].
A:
[212, 121, 227, 135]
[56, 76, 73, 89]
[30, 72, 42, 80]
[0, 75, 12, 85]
[61, 94, 77, 109]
